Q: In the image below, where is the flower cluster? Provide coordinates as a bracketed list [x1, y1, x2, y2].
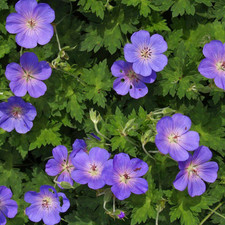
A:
[111, 30, 168, 99]
[155, 113, 218, 197]
[45, 140, 149, 201]
[1, 0, 55, 134]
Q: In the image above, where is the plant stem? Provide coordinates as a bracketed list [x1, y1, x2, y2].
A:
[199, 202, 223, 225]
[20, 47, 23, 56]
[53, 25, 61, 51]
[94, 123, 110, 141]
[155, 210, 160, 225]
[113, 195, 116, 213]
[208, 207, 225, 220]
[142, 143, 155, 160]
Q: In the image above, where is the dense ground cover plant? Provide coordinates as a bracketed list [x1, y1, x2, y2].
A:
[0, 0, 225, 225]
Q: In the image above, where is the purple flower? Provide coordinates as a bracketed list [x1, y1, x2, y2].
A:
[124, 30, 168, 77]
[173, 146, 218, 197]
[0, 96, 37, 134]
[5, 52, 52, 98]
[117, 211, 125, 219]
[0, 186, 18, 225]
[6, 0, 55, 48]
[45, 145, 76, 189]
[111, 60, 156, 99]
[72, 139, 87, 155]
[103, 153, 148, 200]
[71, 147, 110, 190]
[155, 113, 200, 161]
[24, 185, 70, 225]
[198, 40, 225, 90]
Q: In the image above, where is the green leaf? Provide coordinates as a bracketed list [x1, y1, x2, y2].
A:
[171, 0, 195, 17]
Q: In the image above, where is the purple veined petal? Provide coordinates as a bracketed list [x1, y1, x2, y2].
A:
[57, 171, 74, 188]
[2, 199, 18, 218]
[71, 170, 89, 184]
[129, 158, 148, 177]
[113, 77, 130, 96]
[25, 104, 37, 121]
[0, 211, 6, 225]
[124, 43, 139, 63]
[0, 116, 15, 132]
[214, 75, 225, 90]
[25, 204, 43, 223]
[149, 54, 168, 72]
[88, 177, 105, 190]
[197, 161, 219, 183]
[179, 131, 200, 151]
[192, 146, 212, 165]
[130, 30, 151, 46]
[71, 151, 89, 170]
[24, 191, 42, 204]
[111, 60, 131, 77]
[34, 3, 55, 24]
[188, 174, 206, 197]
[42, 209, 61, 225]
[129, 178, 148, 194]
[113, 153, 131, 174]
[14, 118, 32, 134]
[111, 183, 131, 200]
[156, 116, 173, 135]
[36, 23, 54, 46]
[155, 134, 170, 154]
[203, 40, 224, 60]
[0, 186, 12, 200]
[89, 147, 110, 164]
[102, 159, 114, 185]
[45, 159, 62, 176]
[27, 78, 47, 98]
[20, 52, 39, 71]
[198, 58, 217, 79]
[173, 170, 188, 191]
[169, 143, 189, 161]
[9, 79, 27, 97]
[58, 193, 70, 213]
[149, 34, 168, 54]
[15, 30, 38, 49]
[138, 71, 157, 84]
[5, 13, 25, 34]
[129, 80, 148, 99]
[171, 113, 192, 135]
[132, 60, 153, 77]
[52, 145, 68, 163]
[71, 139, 87, 157]
[40, 185, 58, 198]
[33, 61, 52, 80]
[15, 0, 38, 14]
[5, 63, 23, 81]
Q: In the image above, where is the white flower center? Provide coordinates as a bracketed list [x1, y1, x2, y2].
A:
[216, 61, 225, 71]
[168, 133, 180, 143]
[120, 173, 130, 184]
[41, 197, 52, 209]
[11, 106, 22, 119]
[27, 18, 37, 29]
[140, 46, 152, 60]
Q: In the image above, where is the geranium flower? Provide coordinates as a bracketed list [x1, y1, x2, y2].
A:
[155, 113, 200, 161]
[24, 185, 70, 225]
[72, 139, 87, 155]
[111, 60, 156, 99]
[71, 147, 110, 190]
[173, 146, 219, 197]
[45, 145, 76, 188]
[6, 0, 55, 48]
[5, 52, 52, 98]
[124, 30, 168, 76]
[198, 40, 225, 90]
[103, 153, 148, 200]
[0, 96, 37, 134]
[0, 186, 18, 225]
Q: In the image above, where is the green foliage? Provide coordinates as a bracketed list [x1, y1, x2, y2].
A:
[0, 0, 225, 225]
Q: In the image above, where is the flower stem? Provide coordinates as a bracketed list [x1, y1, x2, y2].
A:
[142, 143, 155, 160]
[199, 202, 223, 225]
[20, 47, 23, 57]
[155, 209, 160, 225]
